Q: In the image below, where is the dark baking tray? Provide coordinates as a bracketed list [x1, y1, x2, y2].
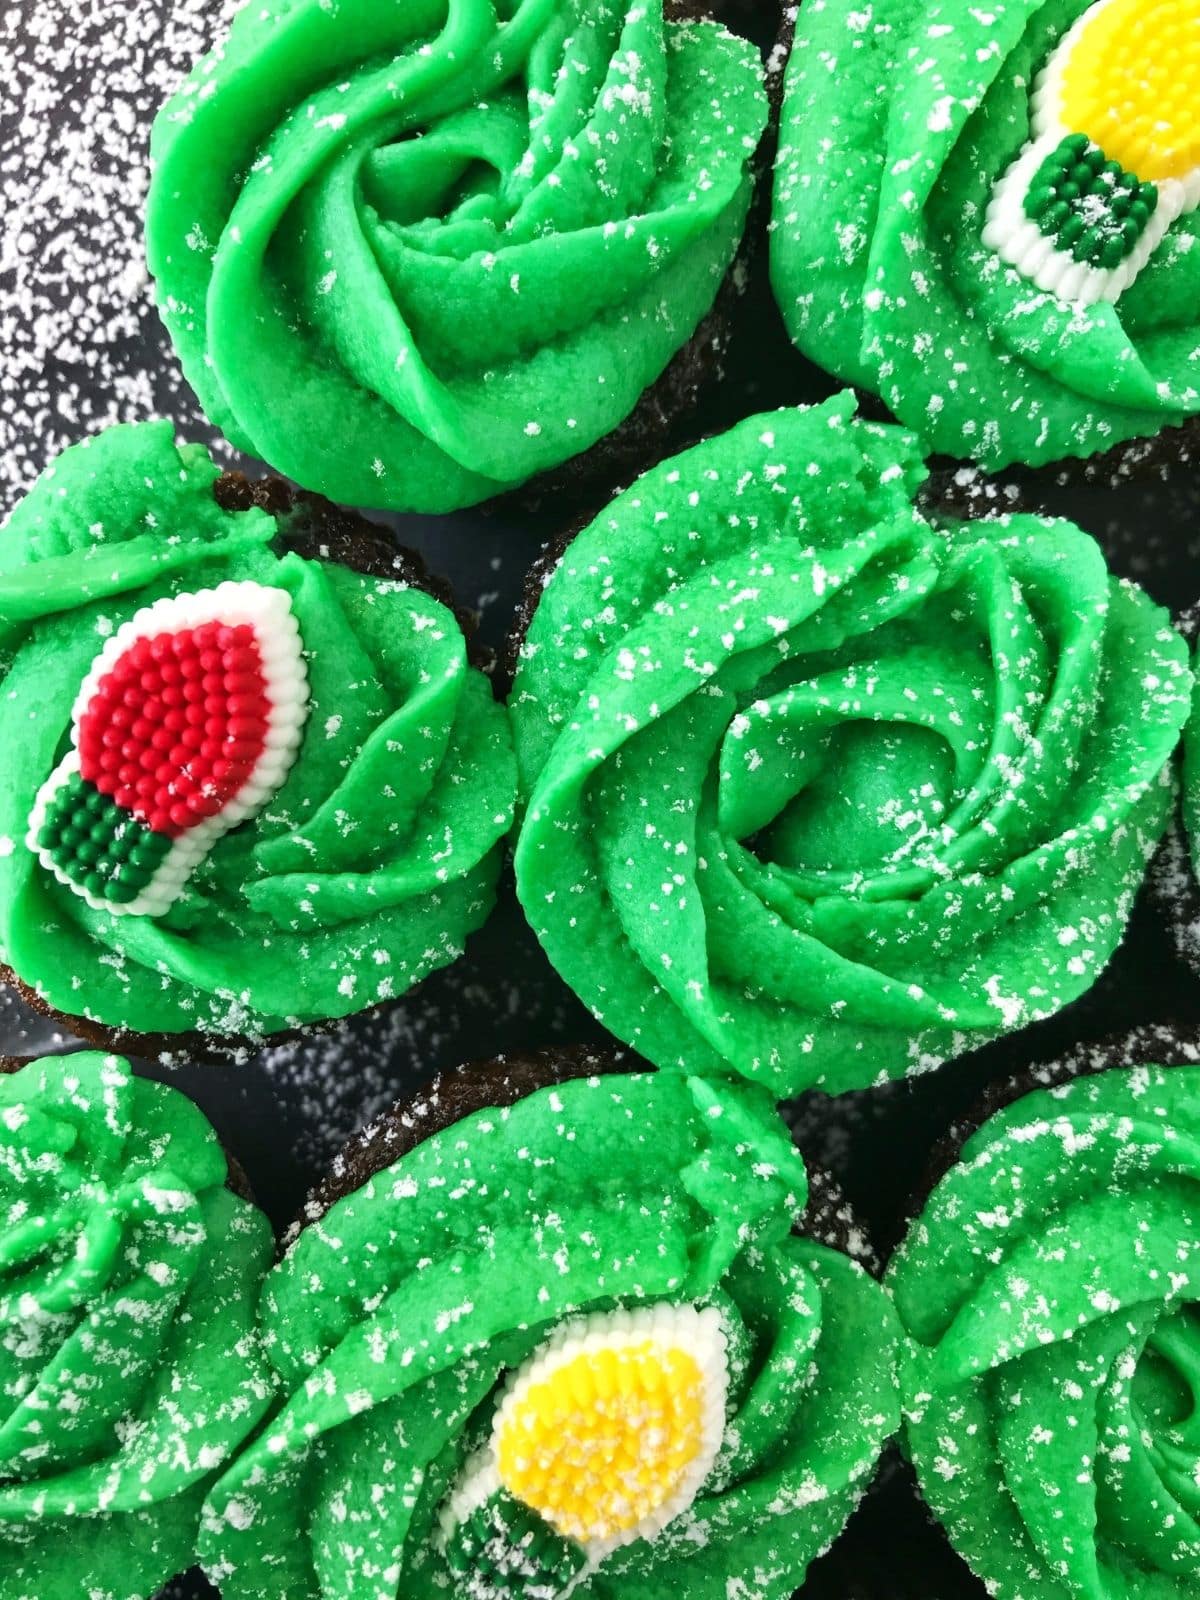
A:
[5, 0, 1200, 1593]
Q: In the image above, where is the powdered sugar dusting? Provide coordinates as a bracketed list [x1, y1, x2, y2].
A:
[0, 0, 240, 511]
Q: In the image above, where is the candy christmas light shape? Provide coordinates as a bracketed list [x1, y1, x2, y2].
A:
[439, 1304, 729, 1598]
[28, 581, 309, 917]
[983, 0, 1200, 304]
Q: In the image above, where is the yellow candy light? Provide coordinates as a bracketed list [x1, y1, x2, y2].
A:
[441, 1303, 729, 1584]
[495, 1304, 728, 1552]
[984, 0, 1200, 303]
[1058, 0, 1200, 183]
[496, 1338, 705, 1543]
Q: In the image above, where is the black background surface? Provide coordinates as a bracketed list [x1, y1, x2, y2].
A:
[4, 0, 1200, 1594]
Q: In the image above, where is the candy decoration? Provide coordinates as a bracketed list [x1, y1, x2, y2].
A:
[444, 1492, 588, 1600]
[440, 1304, 728, 1599]
[983, 0, 1200, 303]
[27, 582, 308, 917]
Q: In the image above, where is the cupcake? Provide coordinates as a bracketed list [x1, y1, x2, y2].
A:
[0, 1050, 276, 1600]
[0, 422, 516, 1058]
[771, 0, 1200, 472]
[145, 0, 769, 515]
[198, 1050, 900, 1598]
[887, 1037, 1200, 1600]
[508, 393, 1191, 1096]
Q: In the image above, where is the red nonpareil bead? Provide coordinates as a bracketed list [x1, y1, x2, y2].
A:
[228, 695, 269, 720]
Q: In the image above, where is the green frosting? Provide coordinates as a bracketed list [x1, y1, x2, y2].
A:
[510, 396, 1191, 1095]
[0, 1051, 276, 1600]
[0, 422, 516, 1042]
[888, 1064, 1200, 1599]
[770, 0, 1200, 468]
[199, 1071, 900, 1598]
[146, 0, 767, 513]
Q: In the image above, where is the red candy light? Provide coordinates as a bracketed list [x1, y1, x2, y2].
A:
[28, 581, 309, 919]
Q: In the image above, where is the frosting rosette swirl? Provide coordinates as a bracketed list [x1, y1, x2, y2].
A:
[0, 422, 516, 1043]
[199, 1071, 900, 1599]
[510, 396, 1190, 1094]
[0, 1051, 275, 1600]
[145, 0, 767, 513]
[888, 1063, 1200, 1599]
[771, 0, 1200, 468]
